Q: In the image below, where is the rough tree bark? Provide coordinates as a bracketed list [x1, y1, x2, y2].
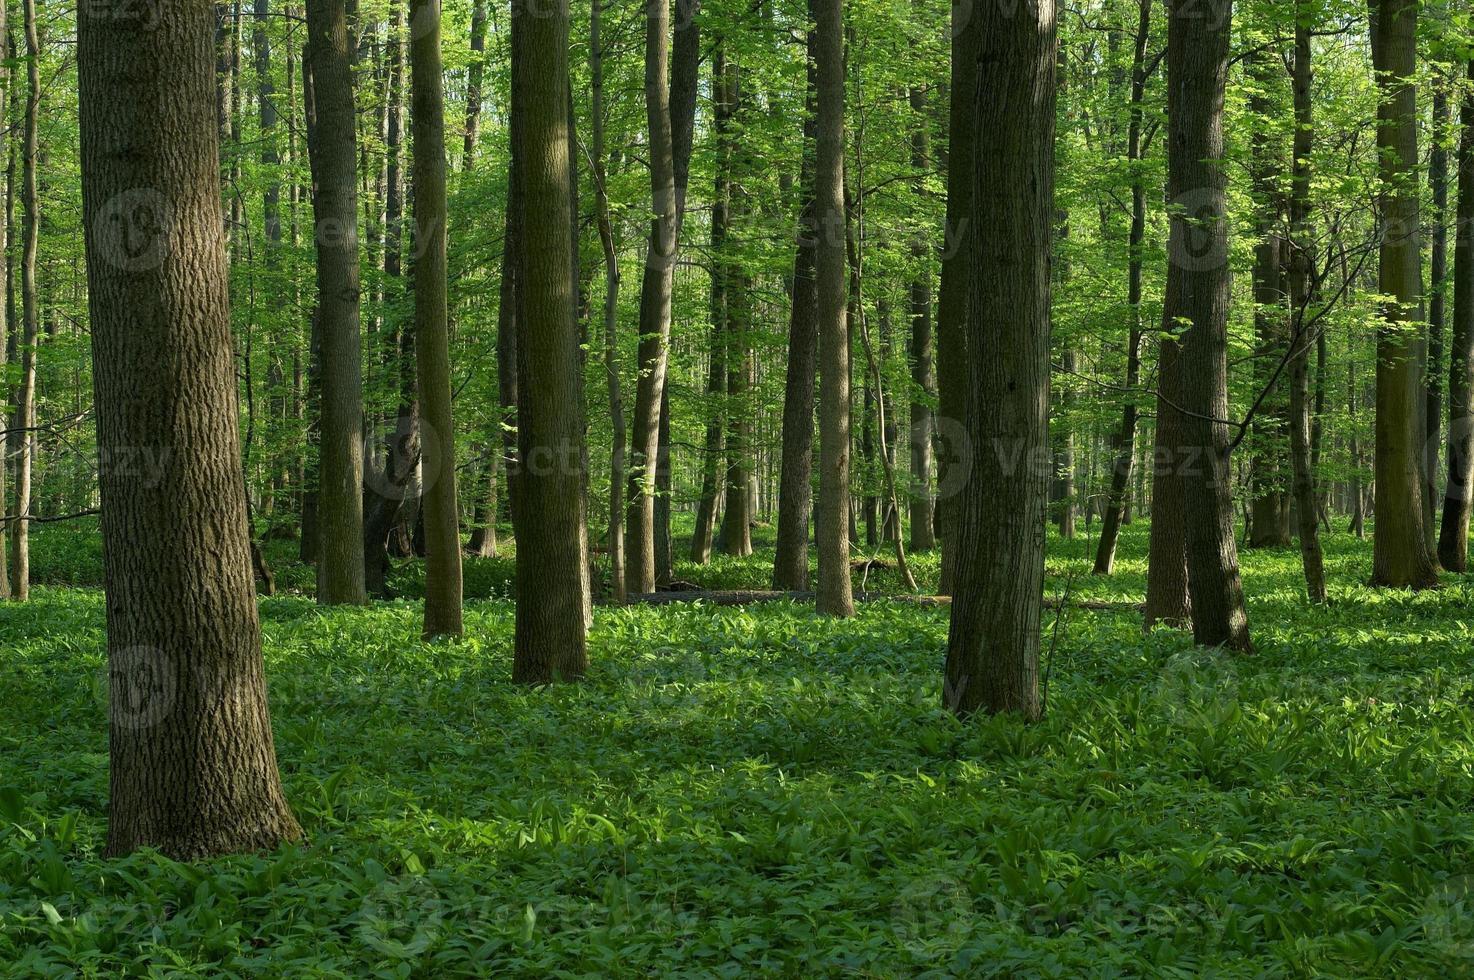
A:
[10, 0, 37, 601]
[1368, 0, 1438, 588]
[943, 0, 1054, 719]
[304, 0, 367, 603]
[814, 0, 853, 618]
[409, 0, 463, 637]
[78, 0, 302, 857]
[907, 88, 936, 553]
[509, 0, 590, 683]
[1163, 0, 1250, 651]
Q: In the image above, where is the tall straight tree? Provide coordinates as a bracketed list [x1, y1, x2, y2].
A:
[0, 0, 9, 601]
[1368, 0, 1437, 588]
[509, 0, 589, 683]
[907, 82, 936, 554]
[409, 0, 462, 637]
[1440, 58, 1474, 571]
[934, 0, 980, 596]
[1093, 0, 1151, 576]
[625, 0, 679, 596]
[1163, 0, 1250, 651]
[78, 0, 302, 857]
[772, 10, 819, 590]
[1287, 16, 1325, 603]
[10, 0, 37, 601]
[304, 0, 367, 604]
[943, 0, 1055, 719]
[814, 0, 853, 618]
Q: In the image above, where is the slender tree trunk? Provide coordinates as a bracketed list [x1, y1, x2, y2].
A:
[409, 0, 462, 637]
[1245, 47, 1291, 550]
[509, 0, 589, 683]
[772, 9, 819, 588]
[10, 0, 37, 601]
[1288, 21, 1326, 603]
[814, 0, 852, 617]
[1427, 80, 1450, 554]
[590, 0, 625, 599]
[0, 0, 10, 601]
[944, 0, 1054, 718]
[718, 59, 753, 559]
[462, 0, 486, 165]
[1093, 0, 1151, 576]
[1368, 0, 1438, 587]
[625, 0, 678, 595]
[78, 0, 302, 858]
[304, 0, 367, 603]
[907, 93, 936, 553]
[1440, 57, 1474, 571]
[1163, 0, 1250, 651]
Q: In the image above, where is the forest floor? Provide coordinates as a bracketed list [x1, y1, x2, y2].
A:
[5, 519, 1474, 975]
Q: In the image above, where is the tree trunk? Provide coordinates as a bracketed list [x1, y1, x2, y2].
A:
[1093, 0, 1151, 576]
[78, 0, 302, 858]
[943, 0, 1054, 719]
[814, 0, 853, 618]
[0, 0, 10, 601]
[719, 60, 754, 560]
[1368, 0, 1438, 588]
[590, 0, 625, 599]
[772, 8, 819, 589]
[510, 0, 589, 683]
[934, 0, 980, 596]
[10, 0, 37, 601]
[1427, 80, 1450, 553]
[1440, 57, 1474, 571]
[462, 0, 486, 165]
[1288, 21, 1326, 603]
[304, 0, 367, 603]
[1163, 0, 1250, 651]
[625, 0, 678, 596]
[1245, 47, 1291, 550]
[409, 0, 463, 637]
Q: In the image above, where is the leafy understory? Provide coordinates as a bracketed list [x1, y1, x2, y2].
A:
[4, 525, 1474, 976]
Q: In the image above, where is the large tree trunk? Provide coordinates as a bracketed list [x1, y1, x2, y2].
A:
[718, 60, 753, 560]
[814, 0, 853, 618]
[0, 0, 10, 601]
[409, 0, 463, 637]
[1144, 336, 1191, 628]
[1440, 58, 1474, 571]
[1093, 0, 1151, 576]
[1368, 0, 1438, 588]
[625, 0, 678, 596]
[304, 0, 367, 603]
[9, 0, 37, 601]
[772, 9, 819, 589]
[943, 0, 1054, 719]
[509, 0, 589, 683]
[78, 0, 302, 858]
[1288, 21, 1326, 603]
[934, 0, 980, 596]
[1163, 0, 1250, 651]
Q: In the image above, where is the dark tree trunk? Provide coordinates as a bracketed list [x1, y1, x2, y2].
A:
[1368, 0, 1438, 588]
[1163, 0, 1250, 651]
[304, 0, 367, 603]
[1427, 80, 1450, 554]
[78, 0, 302, 857]
[908, 83, 937, 554]
[773, 10, 819, 588]
[934, 0, 979, 596]
[1093, 0, 1151, 576]
[944, 0, 1054, 719]
[509, 0, 590, 683]
[1440, 57, 1474, 571]
[409, 0, 463, 637]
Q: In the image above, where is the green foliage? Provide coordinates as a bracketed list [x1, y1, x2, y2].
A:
[6, 526, 1474, 974]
